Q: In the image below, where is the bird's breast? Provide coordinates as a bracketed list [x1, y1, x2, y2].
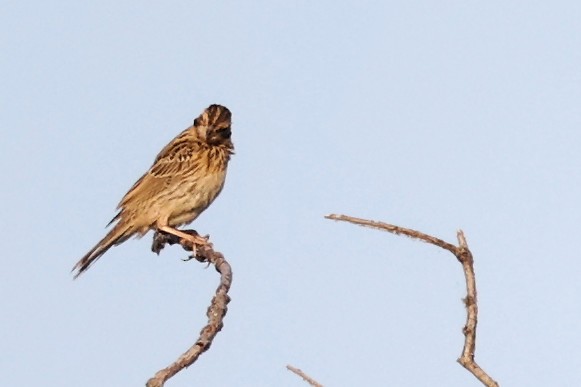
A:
[166, 169, 227, 227]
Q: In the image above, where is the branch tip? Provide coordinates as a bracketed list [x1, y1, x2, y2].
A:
[286, 365, 323, 387]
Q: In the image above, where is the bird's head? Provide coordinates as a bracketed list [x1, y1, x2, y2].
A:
[194, 104, 233, 149]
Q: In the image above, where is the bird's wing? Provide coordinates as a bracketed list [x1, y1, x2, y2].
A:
[114, 131, 205, 213]
[150, 137, 205, 178]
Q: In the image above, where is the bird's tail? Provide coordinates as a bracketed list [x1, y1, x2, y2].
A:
[72, 221, 133, 279]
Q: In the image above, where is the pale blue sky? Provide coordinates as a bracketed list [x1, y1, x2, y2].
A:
[1, 1, 580, 386]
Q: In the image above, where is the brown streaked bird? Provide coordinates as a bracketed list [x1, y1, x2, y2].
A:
[72, 104, 234, 278]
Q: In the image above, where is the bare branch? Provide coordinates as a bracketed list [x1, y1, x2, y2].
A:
[146, 231, 232, 387]
[455, 231, 497, 386]
[326, 214, 498, 387]
[286, 365, 324, 387]
[325, 214, 458, 255]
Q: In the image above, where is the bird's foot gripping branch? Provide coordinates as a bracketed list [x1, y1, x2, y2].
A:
[151, 228, 210, 261]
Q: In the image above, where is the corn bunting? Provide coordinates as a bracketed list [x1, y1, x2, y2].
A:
[72, 104, 234, 278]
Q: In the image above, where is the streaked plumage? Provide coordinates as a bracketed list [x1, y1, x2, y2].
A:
[72, 104, 234, 278]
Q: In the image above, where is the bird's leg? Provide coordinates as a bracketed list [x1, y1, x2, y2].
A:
[157, 226, 209, 250]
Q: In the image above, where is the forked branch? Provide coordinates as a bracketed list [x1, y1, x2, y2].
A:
[325, 214, 498, 387]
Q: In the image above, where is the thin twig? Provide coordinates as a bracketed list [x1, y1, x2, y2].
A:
[286, 365, 324, 387]
[326, 214, 498, 387]
[324, 214, 458, 255]
[146, 231, 232, 387]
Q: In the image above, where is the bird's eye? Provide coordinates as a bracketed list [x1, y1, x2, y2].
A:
[216, 126, 231, 138]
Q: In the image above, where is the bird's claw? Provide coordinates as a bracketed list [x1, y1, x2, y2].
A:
[182, 244, 197, 261]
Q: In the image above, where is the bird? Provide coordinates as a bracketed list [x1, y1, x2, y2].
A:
[72, 104, 234, 278]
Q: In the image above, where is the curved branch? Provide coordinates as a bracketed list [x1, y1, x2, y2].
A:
[146, 231, 232, 387]
[326, 214, 498, 387]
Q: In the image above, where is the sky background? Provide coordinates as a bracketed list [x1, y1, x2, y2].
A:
[1, 1, 580, 386]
